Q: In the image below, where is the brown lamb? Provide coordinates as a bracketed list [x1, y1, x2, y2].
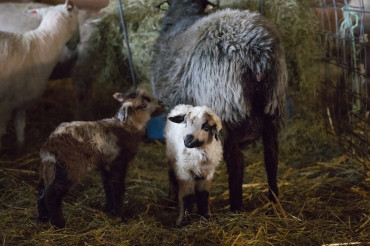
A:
[37, 89, 165, 228]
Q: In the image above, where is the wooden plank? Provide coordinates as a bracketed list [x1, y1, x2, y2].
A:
[0, 0, 110, 9]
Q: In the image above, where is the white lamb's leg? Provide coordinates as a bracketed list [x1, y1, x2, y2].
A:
[195, 179, 212, 218]
[177, 179, 195, 226]
[14, 109, 26, 150]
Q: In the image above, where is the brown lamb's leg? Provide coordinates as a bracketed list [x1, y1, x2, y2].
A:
[100, 166, 115, 214]
[44, 163, 71, 228]
[108, 159, 129, 217]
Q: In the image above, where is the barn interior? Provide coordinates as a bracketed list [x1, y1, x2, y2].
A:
[0, 0, 369, 245]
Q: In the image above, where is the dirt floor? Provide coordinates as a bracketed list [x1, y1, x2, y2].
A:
[0, 79, 369, 246]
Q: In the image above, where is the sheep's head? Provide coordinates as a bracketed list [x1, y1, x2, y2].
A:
[157, 0, 219, 29]
[26, 0, 80, 51]
[157, 0, 219, 9]
[168, 105, 222, 148]
[113, 89, 165, 130]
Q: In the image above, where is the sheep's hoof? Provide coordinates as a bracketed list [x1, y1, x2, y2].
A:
[229, 201, 243, 212]
[176, 218, 191, 228]
[120, 215, 128, 223]
[268, 190, 278, 203]
[176, 212, 193, 227]
[38, 215, 50, 223]
[230, 207, 243, 213]
[103, 204, 117, 215]
[166, 198, 178, 208]
[50, 217, 66, 229]
[200, 213, 211, 221]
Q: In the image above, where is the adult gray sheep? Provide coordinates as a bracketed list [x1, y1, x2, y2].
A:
[151, 0, 288, 211]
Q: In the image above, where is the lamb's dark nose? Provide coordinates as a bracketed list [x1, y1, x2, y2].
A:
[184, 134, 204, 148]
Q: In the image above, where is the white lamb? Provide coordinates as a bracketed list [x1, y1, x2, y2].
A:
[0, 0, 79, 151]
[165, 104, 223, 226]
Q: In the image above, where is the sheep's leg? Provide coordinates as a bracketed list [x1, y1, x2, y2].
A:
[44, 163, 71, 228]
[108, 160, 128, 217]
[195, 179, 212, 219]
[38, 160, 56, 222]
[14, 109, 26, 151]
[37, 178, 49, 222]
[100, 167, 115, 214]
[168, 165, 178, 203]
[223, 136, 244, 211]
[262, 119, 279, 202]
[177, 180, 195, 226]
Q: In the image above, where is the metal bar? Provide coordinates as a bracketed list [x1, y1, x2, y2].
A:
[259, 0, 264, 16]
[117, 0, 137, 89]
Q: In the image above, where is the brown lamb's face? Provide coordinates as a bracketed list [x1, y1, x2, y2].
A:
[113, 89, 165, 123]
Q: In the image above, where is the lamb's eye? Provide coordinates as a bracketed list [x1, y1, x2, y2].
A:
[125, 92, 136, 99]
[140, 101, 147, 109]
[142, 96, 151, 102]
[202, 122, 210, 131]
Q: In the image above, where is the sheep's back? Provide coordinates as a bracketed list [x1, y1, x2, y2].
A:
[152, 9, 287, 125]
[43, 120, 141, 167]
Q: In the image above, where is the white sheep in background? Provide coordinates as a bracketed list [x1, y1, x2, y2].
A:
[0, 0, 80, 151]
[0, 2, 46, 33]
[165, 104, 223, 226]
[0, 2, 107, 80]
[37, 89, 165, 228]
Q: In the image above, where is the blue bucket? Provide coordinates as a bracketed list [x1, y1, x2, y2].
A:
[146, 114, 166, 140]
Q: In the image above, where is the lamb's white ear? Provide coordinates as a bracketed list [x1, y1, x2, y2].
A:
[117, 102, 133, 122]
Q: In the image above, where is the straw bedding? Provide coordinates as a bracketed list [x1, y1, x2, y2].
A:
[0, 0, 369, 245]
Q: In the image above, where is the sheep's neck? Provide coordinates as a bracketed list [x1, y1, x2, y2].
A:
[161, 4, 206, 33]
[108, 117, 147, 135]
[28, 13, 70, 64]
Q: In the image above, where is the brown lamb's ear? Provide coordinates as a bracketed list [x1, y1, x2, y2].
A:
[113, 92, 125, 103]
